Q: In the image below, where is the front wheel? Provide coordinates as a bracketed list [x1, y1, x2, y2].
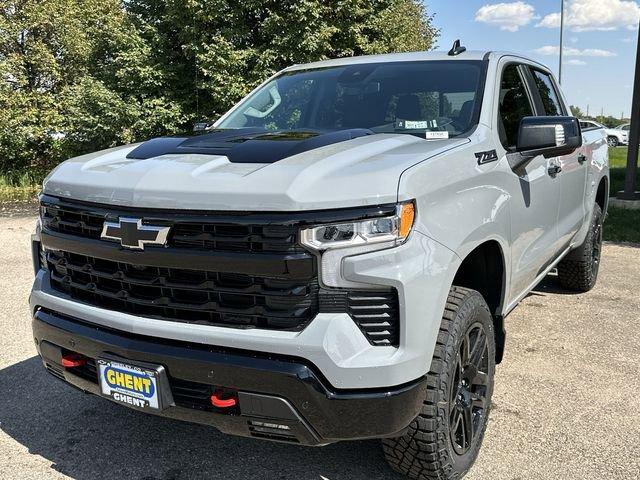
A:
[607, 136, 619, 148]
[382, 287, 495, 480]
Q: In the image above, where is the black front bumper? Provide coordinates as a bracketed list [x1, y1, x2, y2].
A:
[32, 309, 426, 445]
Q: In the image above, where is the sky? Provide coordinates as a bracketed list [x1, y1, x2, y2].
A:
[425, 0, 640, 118]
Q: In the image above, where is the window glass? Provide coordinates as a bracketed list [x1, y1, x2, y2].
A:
[531, 70, 563, 116]
[622, 125, 630, 131]
[220, 61, 484, 137]
[498, 65, 534, 149]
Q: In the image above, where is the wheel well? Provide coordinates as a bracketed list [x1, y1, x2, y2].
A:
[595, 177, 608, 212]
[453, 241, 506, 363]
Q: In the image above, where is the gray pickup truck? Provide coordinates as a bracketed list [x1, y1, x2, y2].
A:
[30, 47, 609, 479]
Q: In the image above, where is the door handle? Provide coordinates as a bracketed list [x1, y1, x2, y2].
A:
[578, 153, 587, 164]
[548, 164, 562, 176]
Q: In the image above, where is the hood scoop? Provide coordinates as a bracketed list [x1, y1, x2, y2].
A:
[127, 128, 374, 164]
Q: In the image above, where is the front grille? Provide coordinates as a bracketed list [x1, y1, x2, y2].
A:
[40, 195, 400, 344]
[40, 198, 304, 254]
[48, 250, 318, 330]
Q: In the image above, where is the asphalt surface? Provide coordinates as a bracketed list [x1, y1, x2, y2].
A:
[1, 214, 639, 480]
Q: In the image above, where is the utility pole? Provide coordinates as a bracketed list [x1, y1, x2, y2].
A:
[619, 18, 640, 200]
[559, 0, 565, 84]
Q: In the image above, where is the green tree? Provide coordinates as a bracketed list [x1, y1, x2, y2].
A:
[570, 105, 584, 118]
[1, 0, 438, 182]
[0, 0, 184, 180]
[126, 0, 439, 120]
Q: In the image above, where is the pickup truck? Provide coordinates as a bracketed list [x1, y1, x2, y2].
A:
[30, 47, 609, 480]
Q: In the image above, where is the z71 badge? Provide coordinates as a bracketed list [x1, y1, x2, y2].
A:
[475, 150, 499, 165]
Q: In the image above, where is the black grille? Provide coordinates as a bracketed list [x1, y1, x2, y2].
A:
[48, 250, 318, 330]
[319, 289, 400, 346]
[40, 199, 304, 254]
[40, 196, 400, 343]
[347, 291, 400, 346]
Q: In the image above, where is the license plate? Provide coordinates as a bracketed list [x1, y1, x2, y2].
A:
[97, 359, 161, 410]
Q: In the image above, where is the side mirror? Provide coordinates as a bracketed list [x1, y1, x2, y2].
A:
[510, 116, 582, 170]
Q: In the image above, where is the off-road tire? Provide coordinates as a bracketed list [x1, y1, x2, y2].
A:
[382, 287, 496, 480]
[557, 204, 603, 292]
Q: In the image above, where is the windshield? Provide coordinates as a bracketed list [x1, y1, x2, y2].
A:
[218, 61, 485, 138]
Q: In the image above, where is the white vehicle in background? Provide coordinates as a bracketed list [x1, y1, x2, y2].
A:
[617, 123, 631, 137]
[580, 119, 628, 147]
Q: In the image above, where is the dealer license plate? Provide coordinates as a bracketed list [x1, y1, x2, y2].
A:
[97, 359, 161, 410]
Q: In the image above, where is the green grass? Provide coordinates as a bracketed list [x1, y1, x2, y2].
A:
[604, 207, 640, 244]
[605, 147, 640, 243]
[609, 146, 639, 196]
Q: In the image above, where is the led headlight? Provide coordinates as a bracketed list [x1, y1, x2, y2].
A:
[300, 202, 415, 251]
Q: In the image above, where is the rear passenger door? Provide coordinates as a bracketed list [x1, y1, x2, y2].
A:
[497, 63, 561, 299]
[528, 67, 587, 247]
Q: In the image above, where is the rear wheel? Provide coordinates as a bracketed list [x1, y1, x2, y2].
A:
[607, 136, 619, 148]
[382, 287, 495, 480]
[557, 204, 603, 292]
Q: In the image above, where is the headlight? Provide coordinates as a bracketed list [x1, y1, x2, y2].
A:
[300, 202, 415, 251]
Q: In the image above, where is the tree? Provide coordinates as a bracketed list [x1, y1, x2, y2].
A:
[1, 0, 439, 182]
[570, 105, 584, 118]
[0, 0, 185, 179]
[126, 0, 439, 120]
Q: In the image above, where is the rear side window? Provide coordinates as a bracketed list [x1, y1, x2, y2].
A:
[498, 65, 534, 150]
[531, 70, 564, 116]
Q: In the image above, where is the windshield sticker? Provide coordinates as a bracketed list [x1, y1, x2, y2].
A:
[425, 131, 449, 140]
[397, 120, 431, 130]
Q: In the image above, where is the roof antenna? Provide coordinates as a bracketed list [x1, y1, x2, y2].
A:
[448, 39, 467, 56]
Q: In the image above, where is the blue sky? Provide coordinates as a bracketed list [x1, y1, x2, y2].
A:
[425, 0, 640, 118]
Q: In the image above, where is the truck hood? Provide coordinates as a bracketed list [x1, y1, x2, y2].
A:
[44, 133, 469, 211]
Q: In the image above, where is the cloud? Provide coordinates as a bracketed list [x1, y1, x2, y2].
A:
[533, 46, 617, 57]
[566, 59, 588, 65]
[475, 2, 537, 32]
[538, 12, 561, 28]
[537, 0, 640, 32]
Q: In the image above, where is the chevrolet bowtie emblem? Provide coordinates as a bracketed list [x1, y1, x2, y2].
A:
[100, 217, 170, 250]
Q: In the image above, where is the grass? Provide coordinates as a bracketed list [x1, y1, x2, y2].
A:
[605, 146, 640, 243]
[608, 146, 639, 195]
[604, 207, 640, 244]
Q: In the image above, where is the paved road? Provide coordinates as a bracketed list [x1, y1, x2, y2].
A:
[1, 215, 639, 480]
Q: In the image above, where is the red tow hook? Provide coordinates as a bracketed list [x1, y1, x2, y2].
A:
[210, 391, 238, 409]
[61, 353, 86, 368]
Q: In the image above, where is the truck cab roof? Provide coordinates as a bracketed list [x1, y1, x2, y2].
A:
[283, 50, 549, 72]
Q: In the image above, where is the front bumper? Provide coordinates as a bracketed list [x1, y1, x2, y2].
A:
[32, 309, 427, 445]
